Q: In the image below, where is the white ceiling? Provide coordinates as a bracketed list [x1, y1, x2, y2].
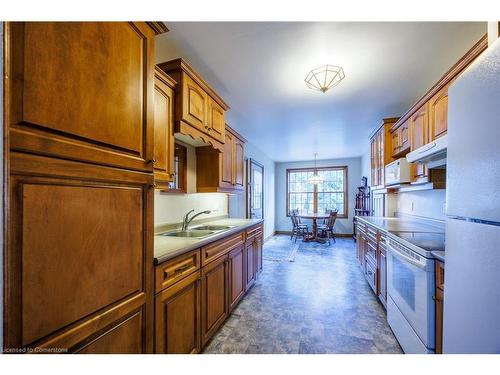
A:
[155, 22, 486, 162]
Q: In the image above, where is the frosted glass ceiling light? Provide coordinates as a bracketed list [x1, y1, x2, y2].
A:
[308, 153, 324, 185]
[305, 64, 345, 93]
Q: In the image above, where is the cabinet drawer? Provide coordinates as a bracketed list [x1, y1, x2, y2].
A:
[366, 241, 377, 264]
[155, 249, 201, 293]
[367, 226, 378, 242]
[365, 255, 377, 294]
[246, 224, 263, 241]
[436, 261, 445, 291]
[201, 231, 245, 266]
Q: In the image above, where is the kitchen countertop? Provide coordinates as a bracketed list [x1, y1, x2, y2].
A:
[154, 218, 264, 264]
[356, 216, 445, 233]
[356, 216, 446, 259]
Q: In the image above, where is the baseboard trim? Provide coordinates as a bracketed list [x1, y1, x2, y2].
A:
[264, 231, 276, 243]
[274, 230, 353, 238]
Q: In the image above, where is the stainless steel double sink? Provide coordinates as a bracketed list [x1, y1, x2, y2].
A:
[159, 225, 235, 239]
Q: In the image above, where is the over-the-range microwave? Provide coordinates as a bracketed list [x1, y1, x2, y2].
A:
[385, 158, 411, 186]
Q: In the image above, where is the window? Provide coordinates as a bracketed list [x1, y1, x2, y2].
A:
[286, 166, 348, 218]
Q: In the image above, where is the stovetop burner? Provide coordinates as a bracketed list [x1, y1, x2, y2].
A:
[388, 231, 445, 257]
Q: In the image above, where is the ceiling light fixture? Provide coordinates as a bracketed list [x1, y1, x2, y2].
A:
[304, 64, 345, 93]
[308, 153, 324, 185]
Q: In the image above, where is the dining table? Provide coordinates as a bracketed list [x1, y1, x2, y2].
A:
[297, 212, 329, 243]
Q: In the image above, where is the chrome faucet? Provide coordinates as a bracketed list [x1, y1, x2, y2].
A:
[182, 209, 211, 230]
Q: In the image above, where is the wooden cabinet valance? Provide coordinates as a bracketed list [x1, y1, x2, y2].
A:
[157, 58, 230, 152]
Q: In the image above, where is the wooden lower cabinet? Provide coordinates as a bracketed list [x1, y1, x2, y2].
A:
[435, 261, 445, 354]
[256, 235, 263, 275]
[378, 243, 388, 308]
[77, 311, 144, 354]
[153, 223, 263, 353]
[201, 254, 229, 346]
[356, 220, 390, 309]
[245, 240, 256, 291]
[5, 152, 153, 353]
[228, 244, 246, 311]
[155, 271, 201, 354]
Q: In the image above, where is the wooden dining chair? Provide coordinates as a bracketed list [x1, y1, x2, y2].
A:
[290, 209, 309, 242]
[318, 209, 338, 245]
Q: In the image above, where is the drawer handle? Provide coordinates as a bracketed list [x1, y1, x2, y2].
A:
[164, 264, 191, 278]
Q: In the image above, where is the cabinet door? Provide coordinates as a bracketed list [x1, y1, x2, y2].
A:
[182, 73, 209, 133]
[429, 84, 449, 141]
[370, 138, 376, 186]
[155, 271, 201, 354]
[153, 72, 175, 186]
[5, 152, 153, 352]
[391, 130, 400, 157]
[221, 131, 234, 187]
[377, 130, 384, 185]
[378, 247, 387, 308]
[77, 311, 144, 354]
[410, 104, 429, 182]
[208, 98, 226, 143]
[245, 241, 256, 291]
[234, 137, 245, 188]
[410, 104, 429, 150]
[228, 244, 246, 311]
[400, 120, 410, 152]
[256, 235, 263, 275]
[201, 255, 229, 346]
[435, 287, 444, 354]
[6, 22, 155, 172]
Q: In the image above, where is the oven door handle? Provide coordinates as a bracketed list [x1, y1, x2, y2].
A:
[388, 245, 428, 270]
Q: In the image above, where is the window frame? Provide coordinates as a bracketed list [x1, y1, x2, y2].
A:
[286, 166, 348, 218]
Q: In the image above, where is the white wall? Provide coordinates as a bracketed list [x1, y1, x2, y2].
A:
[275, 157, 362, 234]
[396, 190, 446, 221]
[229, 141, 276, 240]
[154, 141, 228, 227]
[361, 148, 371, 182]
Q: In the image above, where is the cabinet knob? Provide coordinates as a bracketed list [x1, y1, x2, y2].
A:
[149, 158, 156, 164]
[204, 125, 209, 129]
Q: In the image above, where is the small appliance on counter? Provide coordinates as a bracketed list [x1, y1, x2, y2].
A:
[386, 231, 445, 354]
[385, 158, 411, 186]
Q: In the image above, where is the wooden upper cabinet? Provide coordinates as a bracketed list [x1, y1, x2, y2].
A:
[222, 131, 235, 187]
[208, 98, 226, 143]
[183, 74, 209, 132]
[410, 103, 429, 151]
[234, 136, 245, 188]
[409, 104, 429, 182]
[429, 83, 450, 141]
[196, 124, 246, 193]
[5, 22, 156, 172]
[153, 67, 176, 187]
[391, 119, 410, 158]
[157, 58, 229, 151]
[399, 120, 410, 152]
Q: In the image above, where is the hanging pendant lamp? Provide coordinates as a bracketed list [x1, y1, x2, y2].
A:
[308, 153, 324, 185]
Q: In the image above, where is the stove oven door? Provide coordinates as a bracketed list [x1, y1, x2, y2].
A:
[387, 243, 435, 351]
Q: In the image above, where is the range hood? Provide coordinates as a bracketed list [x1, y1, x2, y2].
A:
[406, 134, 447, 169]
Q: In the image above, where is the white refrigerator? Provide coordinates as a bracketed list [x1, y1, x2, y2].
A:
[444, 38, 500, 353]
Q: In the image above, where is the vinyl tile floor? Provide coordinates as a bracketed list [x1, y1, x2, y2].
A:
[202, 235, 403, 354]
